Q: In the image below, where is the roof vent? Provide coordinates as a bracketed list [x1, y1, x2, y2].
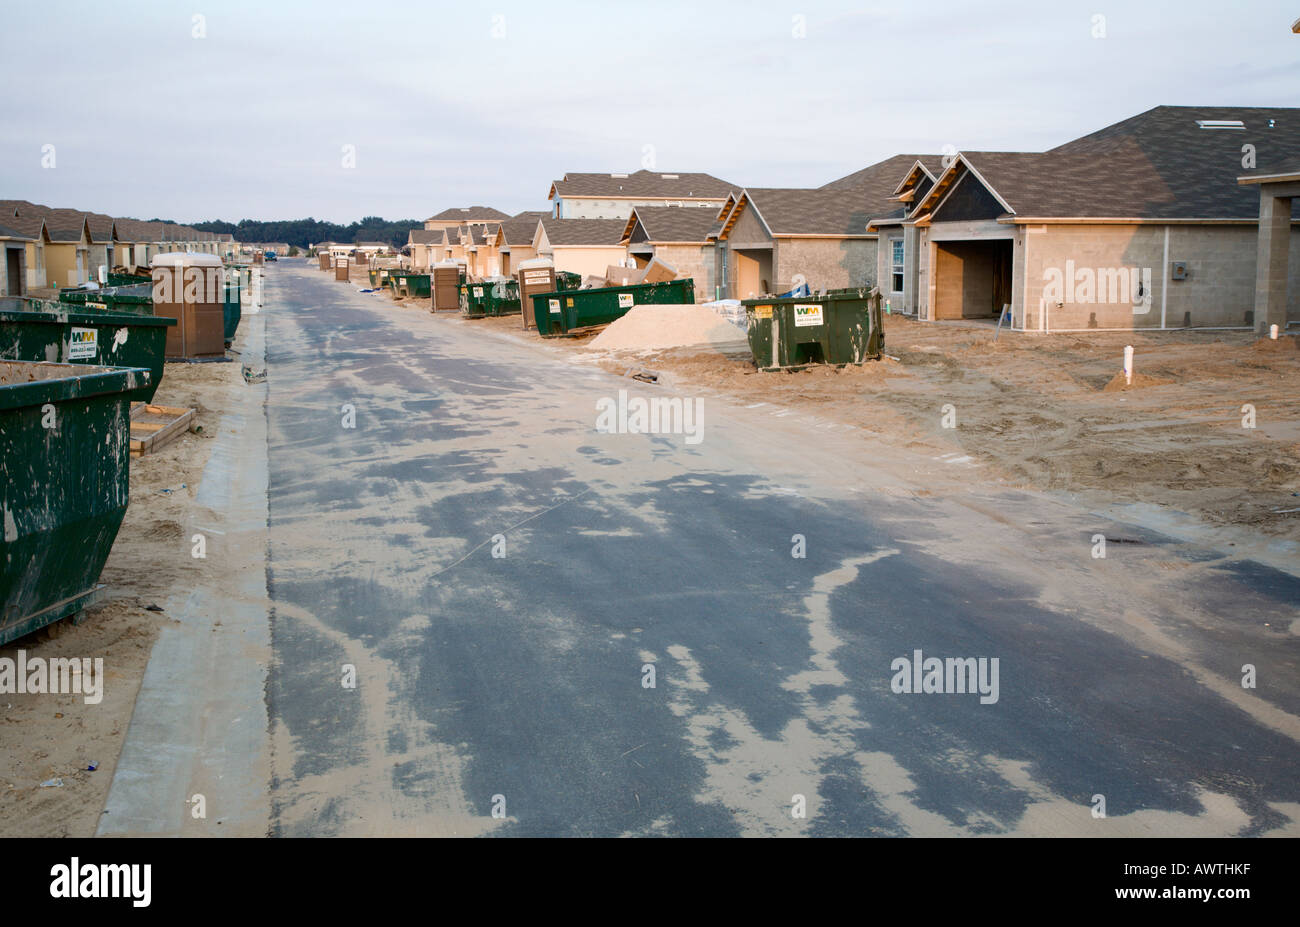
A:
[661, 174, 679, 179]
[610, 173, 629, 178]
[1196, 119, 1245, 130]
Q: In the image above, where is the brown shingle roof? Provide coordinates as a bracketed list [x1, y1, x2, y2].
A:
[734, 188, 875, 237]
[4, 204, 87, 243]
[1045, 105, 1300, 219]
[426, 206, 509, 221]
[540, 217, 629, 246]
[499, 214, 545, 247]
[550, 170, 736, 200]
[625, 205, 720, 244]
[408, 229, 441, 244]
[0, 214, 43, 240]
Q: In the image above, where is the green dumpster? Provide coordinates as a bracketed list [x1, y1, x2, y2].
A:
[555, 271, 582, 291]
[392, 273, 431, 298]
[223, 272, 242, 345]
[741, 287, 884, 371]
[462, 279, 521, 318]
[0, 301, 173, 402]
[0, 360, 148, 645]
[57, 284, 155, 317]
[107, 271, 150, 287]
[529, 278, 695, 337]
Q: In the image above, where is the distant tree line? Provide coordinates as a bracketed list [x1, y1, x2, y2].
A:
[190, 216, 421, 250]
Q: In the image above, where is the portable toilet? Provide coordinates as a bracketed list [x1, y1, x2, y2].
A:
[150, 252, 226, 359]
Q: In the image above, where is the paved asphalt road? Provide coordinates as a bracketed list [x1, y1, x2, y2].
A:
[261, 262, 1300, 837]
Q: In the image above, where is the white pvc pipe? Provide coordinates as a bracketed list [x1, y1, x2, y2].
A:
[1271, 324, 1280, 340]
[1124, 345, 1134, 385]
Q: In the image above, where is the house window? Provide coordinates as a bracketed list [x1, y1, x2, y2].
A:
[891, 239, 904, 293]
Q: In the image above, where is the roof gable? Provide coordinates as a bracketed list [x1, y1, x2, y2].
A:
[721, 187, 873, 238]
[621, 205, 720, 244]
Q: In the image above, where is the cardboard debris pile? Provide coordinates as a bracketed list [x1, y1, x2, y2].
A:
[581, 256, 684, 289]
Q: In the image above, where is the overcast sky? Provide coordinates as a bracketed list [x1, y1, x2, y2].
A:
[3, 0, 1297, 224]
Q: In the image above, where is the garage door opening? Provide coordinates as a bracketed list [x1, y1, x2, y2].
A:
[933, 239, 1012, 320]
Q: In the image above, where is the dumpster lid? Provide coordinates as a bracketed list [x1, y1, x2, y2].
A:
[0, 361, 151, 412]
[150, 252, 223, 268]
[0, 308, 176, 328]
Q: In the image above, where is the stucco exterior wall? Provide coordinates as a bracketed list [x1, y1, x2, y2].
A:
[555, 197, 724, 220]
[501, 245, 537, 276]
[548, 246, 629, 278]
[23, 241, 47, 289]
[45, 243, 88, 288]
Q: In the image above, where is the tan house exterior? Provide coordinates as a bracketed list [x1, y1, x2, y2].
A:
[408, 229, 440, 271]
[900, 106, 1300, 331]
[816, 154, 946, 314]
[423, 206, 508, 233]
[621, 206, 721, 302]
[533, 218, 628, 277]
[462, 223, 504, 279]
[498, 212, 546, 277]
[0, 214, 41, 296]
[712, 188, 877, 299]
[548, 170, 735, 220]
[86, 213, 117, 281]
[438, 227, 466, 267]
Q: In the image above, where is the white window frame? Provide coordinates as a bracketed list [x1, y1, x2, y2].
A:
[890, 238, 904, 294]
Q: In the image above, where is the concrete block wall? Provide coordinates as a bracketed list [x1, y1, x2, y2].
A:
[654, 243, 716, 302]
[1021, 223, 1299, 331]
[775, 238, 876, 295]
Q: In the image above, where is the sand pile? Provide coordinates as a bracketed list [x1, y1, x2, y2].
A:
[586, 304, 748, 353]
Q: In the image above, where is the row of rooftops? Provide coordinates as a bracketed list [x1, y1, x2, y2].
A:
[0, 200, 235, 246]
[421, 106, 1300, 246]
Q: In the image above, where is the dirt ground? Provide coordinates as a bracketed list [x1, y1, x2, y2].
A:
[0, 356, 241, 837]
[568, 314, 1300, 543]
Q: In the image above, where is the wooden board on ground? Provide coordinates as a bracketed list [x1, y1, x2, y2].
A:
[130, 404, 196, 458]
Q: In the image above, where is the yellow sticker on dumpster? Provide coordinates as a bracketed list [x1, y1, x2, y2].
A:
[754, 305, 772, 319]
[793, 303, 824, 327]
[566, 297, 574, 308]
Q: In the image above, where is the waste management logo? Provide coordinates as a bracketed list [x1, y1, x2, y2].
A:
[68, 327, 97, 359]
[793, 303, 824, 327]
